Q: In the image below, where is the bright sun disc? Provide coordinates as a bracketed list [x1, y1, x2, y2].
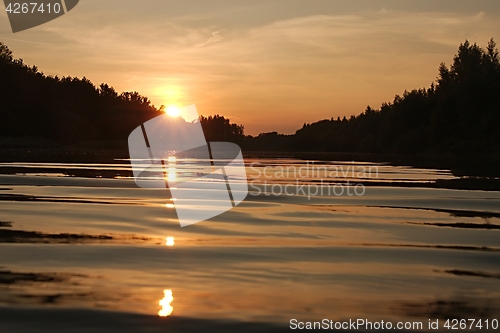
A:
[166, 237, 175, 246]
[166, 106, 180, 117]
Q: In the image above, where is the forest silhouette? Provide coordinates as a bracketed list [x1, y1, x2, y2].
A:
[0, 39, 499, 157]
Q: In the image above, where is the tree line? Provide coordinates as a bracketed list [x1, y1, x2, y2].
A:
[0, 42, 247, 147]
[0, 42, 163, 145]
[244, 39, 500, 157]
[1, 39, 499, 157]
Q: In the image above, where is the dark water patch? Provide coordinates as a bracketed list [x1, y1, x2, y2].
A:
[398, 298, 495, 320]
[442, 269, 500, 279]
[17, 292, 94, 305]
[309, 178, 500, 191]
[434, 178, 500, 191]
[0, 193, 142, 206]
[0, 269, 106, 308]
[0, 166, 131, 179]
[0, 229, 112, 244]
[369, 205, 500, 219]
[408, 222, 500, 230]
[443, 209, 500, 219]
[0, 229, 157, 245]
[0, 307, 291, 333]
[359, 243, 500, 252]
[0, 271, 67, 285]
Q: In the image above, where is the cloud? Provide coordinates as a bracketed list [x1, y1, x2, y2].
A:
[198, 30, 225, 47]
[0, 37, 53, 46]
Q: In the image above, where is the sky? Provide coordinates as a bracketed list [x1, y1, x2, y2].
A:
[1, 0, 500, 135]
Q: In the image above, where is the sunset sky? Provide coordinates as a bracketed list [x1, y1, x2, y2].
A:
[1, 0, 499, 135]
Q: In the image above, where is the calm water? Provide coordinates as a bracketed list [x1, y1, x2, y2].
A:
[0, 158, 499, 332]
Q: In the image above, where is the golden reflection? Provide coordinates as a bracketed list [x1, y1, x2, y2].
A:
[166, 237, 175, 246]
[166, 203, 175, 209]
[168, 170, 176, 182]
[166, 155, 177, 182]
[158, 289, 174, 317]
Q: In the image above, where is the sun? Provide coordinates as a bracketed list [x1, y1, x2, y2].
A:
[166, 105, 180, 117]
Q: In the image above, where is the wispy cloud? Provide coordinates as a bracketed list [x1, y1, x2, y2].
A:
[0, 36, 53, 46]
[198, 30, 225, 47]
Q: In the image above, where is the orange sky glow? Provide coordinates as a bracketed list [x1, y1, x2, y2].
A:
[1, 1, 499, 135]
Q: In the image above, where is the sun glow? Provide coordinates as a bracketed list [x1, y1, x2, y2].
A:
[166, 105, 180, 117]
[158, 289, 174, 317]
[168, 169, 176, 182]
[166, 237, 175, 246]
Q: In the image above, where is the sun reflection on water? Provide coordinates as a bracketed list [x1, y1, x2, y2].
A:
[167, 170, 176, 182]
[158, 289, 174, 317]
[166, 237, 175, 246]
[165, 155, 177, 183]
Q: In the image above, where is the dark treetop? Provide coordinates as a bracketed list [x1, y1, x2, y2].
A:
[0, 40, 499, 158]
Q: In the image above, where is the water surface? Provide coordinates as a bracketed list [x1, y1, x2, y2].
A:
[0, 159, 499, 332]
